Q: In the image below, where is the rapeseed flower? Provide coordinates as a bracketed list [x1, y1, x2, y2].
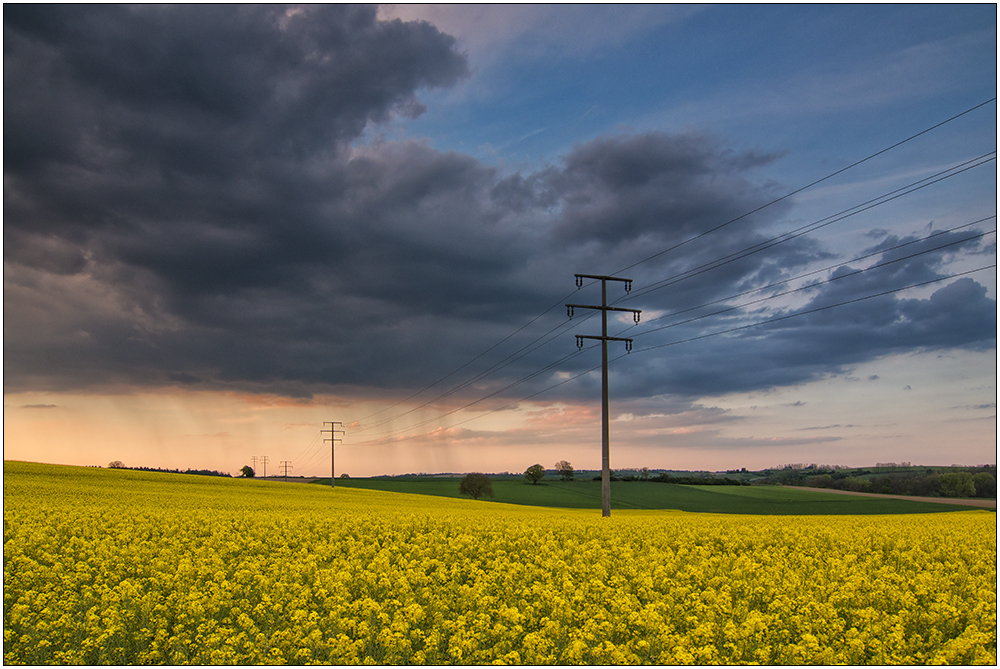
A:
[3, 461, 995, 665]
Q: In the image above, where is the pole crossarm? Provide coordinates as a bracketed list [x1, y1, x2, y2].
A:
[566, 303, 641, 322]
[576, 334, 633, 352]
[575, 273, 633, 290]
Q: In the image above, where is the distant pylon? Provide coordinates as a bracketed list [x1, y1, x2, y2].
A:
[321, 422, 345, 488]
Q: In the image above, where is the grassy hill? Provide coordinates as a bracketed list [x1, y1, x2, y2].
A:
[319, 476, 974, 514]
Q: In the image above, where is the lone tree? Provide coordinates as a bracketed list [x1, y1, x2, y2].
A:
[556, 460, 574, 481]
[524, 464, 545, 485]
[240, 465, 255, 478]
[459, 473, 494, 500]
[108, 460, 125, 469]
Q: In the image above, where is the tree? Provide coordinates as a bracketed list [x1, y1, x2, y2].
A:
[108, 460, 125, 469]
[972, 472, 996, 498]
[940, 472, 976, 498]
[844, 476, 869, 492]
[340, 473, 350, 479]
[639, 466, 650, 481]
[240, 465, 255, 478]
[524, 464, 545, 485]
[459, 473, 494, 500]
[811, 474, 834, 488]
[555, 460, 574, 481]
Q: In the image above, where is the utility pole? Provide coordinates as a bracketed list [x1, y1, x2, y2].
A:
[280, 460, 292, 482]
[567, 273, 641, 517]
[250, 455, 259, 477]
[321, 422, 345, 488]
[261, 455, 269, 480]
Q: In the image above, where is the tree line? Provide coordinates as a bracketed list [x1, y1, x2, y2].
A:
[106, 461, 231, 478]
[763, 465, 996, 498]
[457, 462, 996, 501]
[648, 473, 748, 486]
[458, 461, 753, 500]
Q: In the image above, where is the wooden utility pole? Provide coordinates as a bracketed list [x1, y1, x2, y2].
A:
[321, 422, 344, 488]
[567, 273, 641, 517]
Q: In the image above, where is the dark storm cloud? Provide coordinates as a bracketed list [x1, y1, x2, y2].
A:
[550, 132, 784, 246]
[3, 4, 467, 269]
[753, 230, 997, 362]
[3, 5, 994, 403]
[610, 229, 996, 401]
[4, 5, 464, 171]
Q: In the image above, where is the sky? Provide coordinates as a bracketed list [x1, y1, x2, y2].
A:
[4, 4, 997, 478]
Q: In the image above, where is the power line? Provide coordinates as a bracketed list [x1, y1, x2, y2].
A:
[297, 443, 327, 473]
[635, 216, 995, 326]
[299, 437, 341, 478]
[415, 156, 994, 435]
[339, 343, 602, 450]
[611, 97, 997, 276]
[342, 102, 996, 450]
[349, 227, 995, 449]
[351, 288, 584, 426]
[351, 173, 984, 442]
[353, 307, 597, 434]
[289, 429, 322, 466]
[350, 205, 994, 450]
[347, 264, 995, 451]
[347, 99, 996, 440]
[621, 220, 997, 339]
[347, 347, 589, 448]
[629, 264, 996, 355]
[615, 152, 996, 306]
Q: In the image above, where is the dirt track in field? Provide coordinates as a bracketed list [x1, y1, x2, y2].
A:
[789, 486, 997, 509]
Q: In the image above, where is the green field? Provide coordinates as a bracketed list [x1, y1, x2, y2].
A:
[320, 476, 975, 514]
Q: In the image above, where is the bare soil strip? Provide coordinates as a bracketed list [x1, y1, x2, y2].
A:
[789, 486, 996, 509]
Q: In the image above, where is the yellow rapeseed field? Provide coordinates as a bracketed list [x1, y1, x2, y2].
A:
[3, 460, 996, 665]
